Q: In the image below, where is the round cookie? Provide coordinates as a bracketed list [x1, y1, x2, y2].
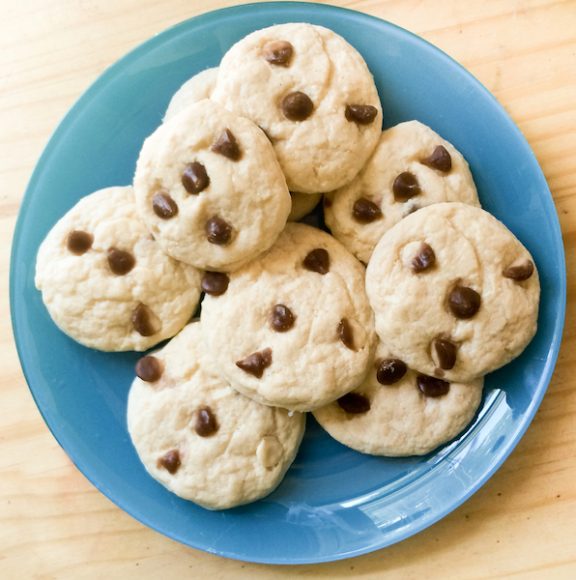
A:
[365, 202, 540, 382]
[163, 67, 218, 122]
[313, 341, 483, 456]
[324, 121, 480, 263]
[35, 186, 201, 351]
[127, 322, 305, 510]
[288, 191, 322, 222]
[134, 99, 291, 272]
[212, 23, 383, 194]
[201, 223, 376, 411]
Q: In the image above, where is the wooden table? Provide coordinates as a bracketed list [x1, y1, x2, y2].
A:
[2, 1, 575, 577]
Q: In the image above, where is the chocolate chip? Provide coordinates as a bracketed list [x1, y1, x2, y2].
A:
[352, 198, 382, 223]
[448, 284, 481, 319]
[432, 337, 457, 370]
[236, 348, 272, 378]
[503, 260, 534, 281]
[376, 358, 407, 385]
[211, 128, 241, 161]
[135, 355, 163, 382]
[303, 248, 329, 274]
[393, 172, 421, 201]
[66, 230, 93, 255]
[337, 318, 355, 351]
[337, 392, 370, 414]
[182, 161, 210, 194]
[201, 271, 230, 296]
[152, 192, 178, 219]
[281, 91, 314, 121]
[270, 304, 295, 332]
[422, 145, 452, 172]
[324, 197, 333, 208]
[131, 303, 160, 337]
[345, 104, 378, 125]
[157, 449, 181, 474]
[417, 374, 450, 397]
[194, 406, 219, 437]
[107, 247, 135, 275]
[205, 216, 233, 245]
[263, 40, 293, 66]
[411, 242, 436, 273]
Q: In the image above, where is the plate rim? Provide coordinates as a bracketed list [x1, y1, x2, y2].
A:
[9, 1, 567, 565]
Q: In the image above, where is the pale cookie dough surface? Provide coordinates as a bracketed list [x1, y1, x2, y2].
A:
[163, 67, 219, 122]
[134, 99, 291, 271]
[289, 191, 322, 222]
[366, 203, 540, 382]
[35, 186, 201, 351]
[127, 323, 305, 510]
[212, 23, 383, 194]
[201, 223, 376, 411]
[324, 121, 480, 263]
[313, 341, 483, 456]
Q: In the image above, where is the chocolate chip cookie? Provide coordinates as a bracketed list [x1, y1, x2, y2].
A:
[35, 186, 201, 351]
[127, 322, 305, 509]
[324, 121, 479, 263]
[201, 223, 376, 411]
[365, 202, 540, 382]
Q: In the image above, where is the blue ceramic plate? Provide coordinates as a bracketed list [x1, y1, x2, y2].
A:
[10, 2, 565, 565]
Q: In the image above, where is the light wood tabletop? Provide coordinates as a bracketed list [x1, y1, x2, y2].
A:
[2, 0, 575, 577]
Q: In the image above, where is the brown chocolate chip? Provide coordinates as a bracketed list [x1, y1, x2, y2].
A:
[205, 216, 233, 245]
[281, 91, 314, 121]
[182, 161, 210, 194]
[337, 318, 355, 351]
[157, 449, 181, 474]
[337, 392, 370, 414]
[135, 355, 163, 382]
[345, 104, 378, 125]
[411, 242, 436, 273]
[194, 406, 219, 437]
[448, 284, 481, 319]
[152, 192, 178, 219]
[270, 304, 295, 332]
[67, 230, 93, 255]
[393, 172, 421, 201]
[211, 128, 241, 161]
[131, 303, 161, 337]
[503, 260, 534, 282]
[417, 374, 450, 397]
[263, 40, 293, 66]
[324, 197, 333, 208]
[352, 198, 382, 224]
[303, 248, 329, 274]
[376, 358, 407, 385]
[236, 348, 272, 378]
[107, 247, 135, 275]
[432, 337, 457, 370]
[421, 145, 452, 172]
[201, 271, 230, 296]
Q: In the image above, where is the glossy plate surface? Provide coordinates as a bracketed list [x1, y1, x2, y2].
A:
[10, 2, 565, 565]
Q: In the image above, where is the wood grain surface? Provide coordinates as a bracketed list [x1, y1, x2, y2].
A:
[1, 1, 575, 577]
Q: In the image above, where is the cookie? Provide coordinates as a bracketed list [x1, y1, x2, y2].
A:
[35, 186, 201, 351]
[134, 99, 291, 271]
[127, 322, 305, 510]
[365, 202, 540, 382]
[324, 121, 480, 263]
[163, 67, 219, 122]
[313, 340, 483, 456]
[201, 223, 376, 411]
[212, 23, 383, 194]
[288, 191, 322, 222]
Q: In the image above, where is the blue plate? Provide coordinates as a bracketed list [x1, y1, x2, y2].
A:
[10, 2, 566, 565]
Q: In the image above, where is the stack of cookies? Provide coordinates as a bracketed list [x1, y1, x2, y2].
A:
[35, 23, 540, 510]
